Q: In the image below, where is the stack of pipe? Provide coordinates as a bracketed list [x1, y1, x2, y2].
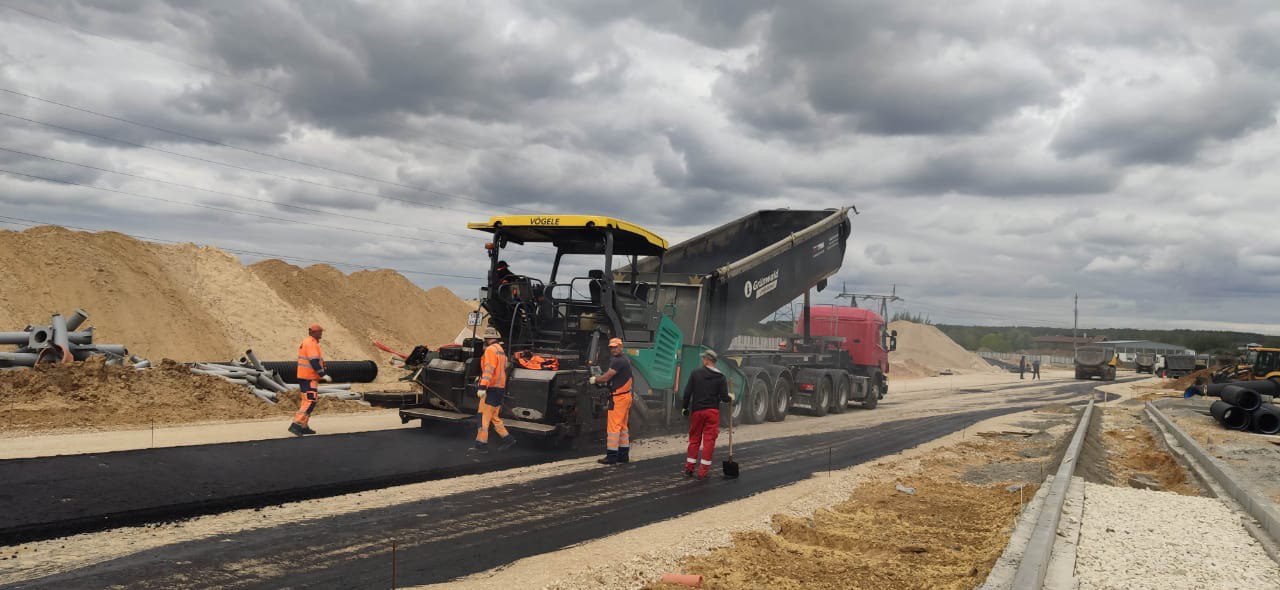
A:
[188, 349, 362, 405]
[1207, 380, 1280, 435]
[0, 309, 148, 369]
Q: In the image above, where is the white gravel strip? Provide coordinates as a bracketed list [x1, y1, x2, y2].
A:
[1075, 483, 1280, 590]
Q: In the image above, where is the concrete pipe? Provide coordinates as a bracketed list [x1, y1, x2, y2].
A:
[65, 309, 89, 332]
[1219, 385, 1262, 411]
[1252, 405, 1280, 435]
[26, 326, 52, 350]
[0, 332, 30, 345]
[245, 350, 267, 373]
[0, 351, 39, 365]
[51, 314, 72, 363]
[1210, 400, 1251, 430]
[87, 344, 128, 356]
[255, 373, 288, 393]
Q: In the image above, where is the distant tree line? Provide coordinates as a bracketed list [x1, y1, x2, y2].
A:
[935, 325, 1280, 355]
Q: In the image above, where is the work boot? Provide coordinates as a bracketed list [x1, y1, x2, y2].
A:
[683, 468, 694, 478]
[288, 423, 305, 437]
[499, 436, 517, 451]
[598, 450, 619, 465]
[617, 446, 630, 463]
[301, 426, 316, 435]
[466, 442, 487, 454]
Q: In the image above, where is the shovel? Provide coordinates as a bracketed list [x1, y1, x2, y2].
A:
[722, 382, 740, 479]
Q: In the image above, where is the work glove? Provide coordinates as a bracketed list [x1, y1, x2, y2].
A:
[728, 392, 736, 402]
[681, 408, 689, 417]
[588, 376, 598, 385]
[320, 375, 333, 383]
[477, 389, 487, 399]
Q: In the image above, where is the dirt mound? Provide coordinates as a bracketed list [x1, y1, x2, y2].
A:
[1165, 368, 1213, 391]
[888, 321, 997, 377]
[0, 227, 472, 363]
[0, 357, 373, 432]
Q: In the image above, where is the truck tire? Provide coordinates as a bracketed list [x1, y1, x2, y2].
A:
[829, 372, 850, 414]
[743, 373, 771, 424]
[764, 366, 793, 422]
[862, 371, 882, 409]
[1107, 367, 1117, 381]
[810, 375, 831, 417]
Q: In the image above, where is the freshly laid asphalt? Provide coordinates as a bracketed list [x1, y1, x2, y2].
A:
[9, 380, 1112, 589]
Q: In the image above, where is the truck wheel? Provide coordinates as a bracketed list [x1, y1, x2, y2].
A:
[862, 371, 882, 409]
[766, 372, 793, 422]
[744, 375, 770, 424]
[810, 376, 831, 417]
[829, 372, 850, 414]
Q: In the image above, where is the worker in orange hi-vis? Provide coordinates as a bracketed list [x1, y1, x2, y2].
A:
[469, 328, 517, 453]
[590, 337, 633, 465]
[290, 324, 331, 436]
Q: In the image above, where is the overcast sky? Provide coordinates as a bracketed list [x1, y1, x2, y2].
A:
[2, 1, 1280, 333]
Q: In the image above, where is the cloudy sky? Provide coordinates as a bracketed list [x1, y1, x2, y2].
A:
[2, 0, 1280, 332]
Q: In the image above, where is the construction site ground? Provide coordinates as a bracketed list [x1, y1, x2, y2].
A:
[2, 373, 1109, 589]
[1156, 395, 1280, 508]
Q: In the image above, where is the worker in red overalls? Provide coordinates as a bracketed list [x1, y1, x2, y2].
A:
[681, 348, 731, 478]
[470, 328, 516, 452]
[290, 324, 331, 436]
[590, 337, 633, 465]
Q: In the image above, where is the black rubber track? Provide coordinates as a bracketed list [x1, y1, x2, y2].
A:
[14, 385, 1102, 590]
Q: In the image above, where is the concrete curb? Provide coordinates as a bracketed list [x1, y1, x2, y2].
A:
[1010, 398, 1095, 589]
[1145, 401, 1280, 546]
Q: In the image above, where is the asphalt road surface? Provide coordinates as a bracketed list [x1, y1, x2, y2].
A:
[10, 379, 1114, 589]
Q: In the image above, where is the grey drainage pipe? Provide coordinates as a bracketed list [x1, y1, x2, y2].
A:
[65, 309, 89, 331]
[51, 314, 72, 362]
[1219, 385, 1261, 411]
[1252, 405, 1280, 435]
[1210, 400, 1251, 430]
[0, 352, 39, 364]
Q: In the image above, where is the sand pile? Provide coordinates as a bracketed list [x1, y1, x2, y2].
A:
[888, 321, 997, 378]
[0, 357, 364, 432]
[1165, 368, 1213, 391]
[0, 226, 472, 363]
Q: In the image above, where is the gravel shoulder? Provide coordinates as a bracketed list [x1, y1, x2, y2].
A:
[1075, 483, 1280, 590]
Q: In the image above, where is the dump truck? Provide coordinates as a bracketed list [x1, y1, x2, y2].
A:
[1074, 346, 1117, 380]
[1134, 352, 1156, 374]
[1153, 354, 1195, 379]
[630, 208, 892, 425]
[398, 208, 867, 442]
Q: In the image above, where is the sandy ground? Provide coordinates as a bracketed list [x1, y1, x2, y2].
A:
[0, 376, 1090, 586]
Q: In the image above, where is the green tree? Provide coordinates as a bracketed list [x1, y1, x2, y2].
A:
[978, 333, 1009, 352]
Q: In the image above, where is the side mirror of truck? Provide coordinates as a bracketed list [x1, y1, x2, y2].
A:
[889, 334, 898, 352]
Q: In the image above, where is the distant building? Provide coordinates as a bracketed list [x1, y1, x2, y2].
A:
[1097, 340, 1194, 361]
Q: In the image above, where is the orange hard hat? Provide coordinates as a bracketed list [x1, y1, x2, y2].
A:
[309, 324, 324, 333]
[608, 337, 623, 348]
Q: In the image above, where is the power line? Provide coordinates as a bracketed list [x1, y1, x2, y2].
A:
[0, 214, 484, 281]
[0, 110, 494, 217]
[0, 87, 539, 214]
[906, 300, 1071, 327]
[0, 3, 285, 94]
[0, 166, 464, 246]
[0, 144, 474, 240]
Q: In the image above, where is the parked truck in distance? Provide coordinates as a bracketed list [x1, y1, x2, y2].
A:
[1134, 352, 1156, 374]
[1155, 354, 1196, 379]
[1075, 346, 1117, 381]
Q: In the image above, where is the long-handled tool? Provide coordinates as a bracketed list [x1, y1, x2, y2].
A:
[722, 379, 740, 479]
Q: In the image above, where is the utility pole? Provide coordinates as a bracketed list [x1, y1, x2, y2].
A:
[836, 283, 902, 320]
[1073, 293, 1079, 354]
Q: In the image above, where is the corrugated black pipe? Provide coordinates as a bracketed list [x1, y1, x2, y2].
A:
[1252, 404, 1280, 435]
[258, 360, 378, 383]
[1210, 400, 1251, 430]
[1219, 385, 1262, 411]
[1208, 379, 1277, 397]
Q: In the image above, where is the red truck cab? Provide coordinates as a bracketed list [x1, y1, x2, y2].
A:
[802, 306, 894, 376]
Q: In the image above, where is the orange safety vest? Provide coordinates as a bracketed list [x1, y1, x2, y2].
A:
[479, 342, 508, 389]
[514, 350, 560, 371]
[296, 336, 326, 381]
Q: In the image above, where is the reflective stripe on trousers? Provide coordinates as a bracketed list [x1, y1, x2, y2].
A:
[606, 392, 632, 451]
